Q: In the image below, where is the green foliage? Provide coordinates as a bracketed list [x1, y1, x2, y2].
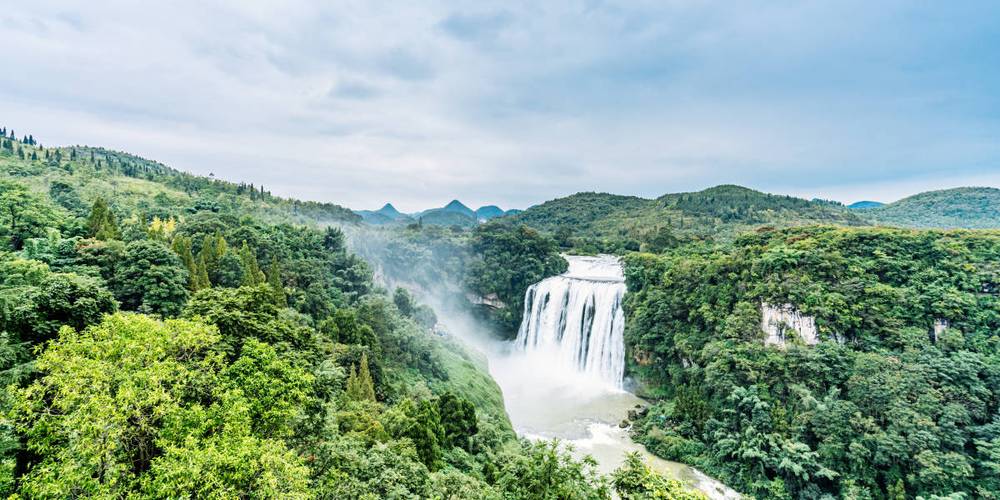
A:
[266, 255, 287, 307]
[238, 240, 265, 286]
[0, 260, 118, 343]
[612, 452, 707, 500]
[345, 352, 377, 402]
[184, 285, 309, 352]
[491, 440, 610, 499]
[9, 313, 309, 498]
[113, 239, 189, 316]
[864, 186, 1000, 229]
[465, 223, 568, 335]
[625, 226, 1000, 498]
[508, 185, 866, 249]
[437, 391, 478, 452]
[85, 197, 119, 240]
[0, 180, 60, 250]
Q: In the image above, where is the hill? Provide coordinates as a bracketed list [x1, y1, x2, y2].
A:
[848, 200, 884, 209]
[418, 209, 477, 228]
[0, 143, 360, 227]
[507, 185, 866, 249]
[474, 205, 506, 221]
[356, 203, 415, 225]
[0, 126, 668, 499]
[865, 187, 1000, 229]
[356, 200, 516, 227]
[625, 225, 1000, 498]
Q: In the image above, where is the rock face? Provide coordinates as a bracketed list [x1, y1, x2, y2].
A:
[933, 319, 950, 342]
[762, 303, 819, 348]
[633, 349, 655, 366]
[467, 293, 506, 310]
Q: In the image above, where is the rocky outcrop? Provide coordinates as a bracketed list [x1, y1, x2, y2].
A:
[633, 349, 655, 366]
[762, 303, 818, 348]
[932, 319, 949, 342]
[467, 293, 506, 310]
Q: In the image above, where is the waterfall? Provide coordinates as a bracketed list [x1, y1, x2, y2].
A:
[514, 255, 627, 388]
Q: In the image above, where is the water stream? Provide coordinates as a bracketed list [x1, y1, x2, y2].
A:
[490, 255, 739, 499]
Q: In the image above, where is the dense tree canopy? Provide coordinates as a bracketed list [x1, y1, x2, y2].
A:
[0, 127, 697, 498]
[625, 227, 1000, 498]
[465, 223, 568, 335]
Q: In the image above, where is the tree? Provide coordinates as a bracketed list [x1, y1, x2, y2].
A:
[0, 180, 59, 250]
[345, 352, 376, 402]
[171, 236, 198, 289]
[437, 392, 478, 451]
[238, 241, 264, 286]
[393, 287, 416, 317]
[9, 313, 311, 498]
[0, 265, 118, 343]
[113, 240, 189, 317]
[183, 285, 310, 352]
[197, 232, 227, 285]
[492, 440, 609, 499]
[323, 227, 346, 251]
[612, 452, 706, 499]
[465, 223, 568, 335]
[86, 197, 119, 240]
[192, 256, 211, 291]
[220, 338, 313, 439]
[266, 256, 287, 307]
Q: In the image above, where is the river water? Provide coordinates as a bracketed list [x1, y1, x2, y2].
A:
[487, 255, 740, 499]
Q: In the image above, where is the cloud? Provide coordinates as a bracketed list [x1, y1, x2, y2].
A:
[0, 1, 998, 211]
[438, 11, 512, 42]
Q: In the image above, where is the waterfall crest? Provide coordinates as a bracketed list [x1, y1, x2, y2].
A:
[514, 255, 626, 388]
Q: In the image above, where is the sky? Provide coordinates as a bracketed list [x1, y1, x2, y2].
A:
[2, 1, 999, 212]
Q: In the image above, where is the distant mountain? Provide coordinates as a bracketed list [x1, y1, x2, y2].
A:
[475, 205, 505, 221]
[357, 200, 517, 227]
[355, 203, 415, 225]
[848, 201, 884, 209]
[864, 187, 1000, 229]
[441, 199, 475, 218]
[376, 203, 405, 219]
[507, 185, 866, 243]
[412, 200, 477, 227]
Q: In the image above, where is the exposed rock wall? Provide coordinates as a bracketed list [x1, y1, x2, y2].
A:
[933, 318, 950, 342]
[762, 303, 819, 348]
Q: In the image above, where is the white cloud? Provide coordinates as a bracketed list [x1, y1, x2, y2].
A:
[1, 1, 998, 211]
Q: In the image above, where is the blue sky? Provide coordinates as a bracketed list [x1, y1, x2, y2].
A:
[2, 1, 998, 211]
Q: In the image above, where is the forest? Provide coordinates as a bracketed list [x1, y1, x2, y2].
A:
[4, 123, 1000, 499]
[623, 226, 1000, 498]
[0, 129, 698, 498]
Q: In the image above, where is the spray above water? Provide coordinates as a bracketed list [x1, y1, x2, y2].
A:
[513, 255, 627, 389]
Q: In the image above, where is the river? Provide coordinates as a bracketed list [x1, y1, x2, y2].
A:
[485, 255, 740, 499]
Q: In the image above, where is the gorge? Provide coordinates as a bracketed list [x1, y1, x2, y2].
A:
[487, 256, 739, 499]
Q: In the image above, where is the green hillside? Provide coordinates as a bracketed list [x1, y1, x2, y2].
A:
[866, 187, 1000, 229]
[0, 129, 662, 498]
[625, 225, 1000, 498]
[508, 185, 866, 250]
[418, 209, 477, 228]
[0, 144, 360, 228]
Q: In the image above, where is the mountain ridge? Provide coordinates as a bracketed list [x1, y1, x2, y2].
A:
[864, 186, 1000, 229]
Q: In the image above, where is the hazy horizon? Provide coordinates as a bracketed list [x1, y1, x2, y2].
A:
[3, 1, 999, 211]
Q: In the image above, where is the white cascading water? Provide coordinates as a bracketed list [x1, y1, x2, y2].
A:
[513, 255, 626, 389]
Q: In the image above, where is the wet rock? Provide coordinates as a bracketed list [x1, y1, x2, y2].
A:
[627, 409, 638, 420]
[619, 419, 629, 429]
[637, 406, 649, 418]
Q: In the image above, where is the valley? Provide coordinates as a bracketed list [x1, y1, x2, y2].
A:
[1, 127, 999, 498]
